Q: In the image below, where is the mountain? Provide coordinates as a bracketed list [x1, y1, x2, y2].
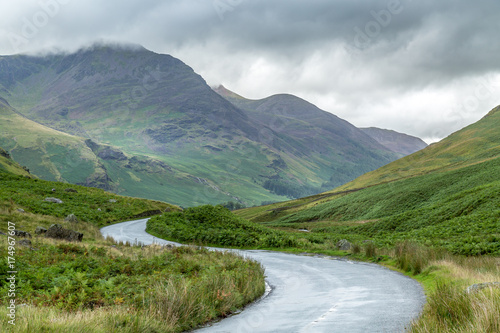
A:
[360, 127, 427, 156]
[237, 105, 500, 255]
[214, 85, 401, 189]
[0, 96, 216, 202]
[1, 44, 405, 206]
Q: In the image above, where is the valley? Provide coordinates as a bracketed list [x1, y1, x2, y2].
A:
[0, 44, 498, 333]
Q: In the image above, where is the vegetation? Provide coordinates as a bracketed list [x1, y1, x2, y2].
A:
[0, 173, 174, 228]
[220, 201, 246, 211]
[0, 172, 265, 332]
[0, 236, 264, 332]
[392, 242, 500, 333]
[147, 205, 298, 249]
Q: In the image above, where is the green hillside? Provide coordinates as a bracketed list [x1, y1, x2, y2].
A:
[0, 98, 109, 186]
[237, 106, 500, 255]
[0, 45, 404, 207]
[0, 97, 258, 206]
[0, 145, 31, 177]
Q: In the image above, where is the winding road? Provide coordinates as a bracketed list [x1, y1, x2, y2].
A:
[101, 219, 426, 333]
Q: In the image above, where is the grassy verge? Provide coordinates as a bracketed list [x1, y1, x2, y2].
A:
[0, 176, 266, 332]
[391, 242, 500, 332]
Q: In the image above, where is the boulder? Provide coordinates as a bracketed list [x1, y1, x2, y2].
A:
[18, 239, 32, 247]
[337, 239, 352, 251]
[109, 199, 117, 203]
[466, 282, 500, 294]
[14, 230, 32, 238]
[16, 208, 25, 213]
[45, 197, 63, 204]
[35, 226, 48, 235]
[45, 224, 83, 242]
[64, 214, 78, 223]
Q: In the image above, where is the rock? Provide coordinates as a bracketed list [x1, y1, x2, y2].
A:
[466, 282, 500, 294]
[97, 148, 127, 161]
[45, 197, 63, 204]
[16, 208, 25, 213]
[18, 239, 32, 247]
[14, 230, 32, 238]
[64, 188, 78, 193]
[35, 227, 48, 235]
[97, 208, 101, 212]
[45, 224, 83, 242]
[109, 199, 117, 203]
[64, 214, 78, 223]
[337, 239, 352, 251]
[51, 188, 56, 192]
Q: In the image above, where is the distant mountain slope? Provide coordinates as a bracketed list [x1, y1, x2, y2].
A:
[360, 127, 427, 156]
[237, 105, 500, 254]
[214, 85, 401, 189]
[1, 45, 403, 206]
[0, 97, 109, 187]
[0, 97, 216, 204]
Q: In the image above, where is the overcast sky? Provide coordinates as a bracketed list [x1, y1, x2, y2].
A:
[1, 0, 499, 143]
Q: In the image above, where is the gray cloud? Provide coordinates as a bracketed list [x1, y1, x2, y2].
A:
[1, 0, 499, 142]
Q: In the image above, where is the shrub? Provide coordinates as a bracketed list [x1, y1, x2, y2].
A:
[394, 241, 428, 275]
[364, 242, 377, 258]
[147, 205, 297, 249]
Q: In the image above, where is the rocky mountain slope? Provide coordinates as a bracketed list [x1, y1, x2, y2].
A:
[360, 127, 427, 156]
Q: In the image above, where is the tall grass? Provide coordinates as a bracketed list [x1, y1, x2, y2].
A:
[390, 241, 500, 332]
[411, 284, 500, 333]
[0, 225, 265, 332]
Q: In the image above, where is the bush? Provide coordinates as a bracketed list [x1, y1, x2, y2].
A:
[147, 205, 298, 249]
[364, 242, 377, 258]
[394, 241, 428, 275]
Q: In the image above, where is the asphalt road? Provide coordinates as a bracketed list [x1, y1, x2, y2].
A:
[101, 219, 426, 333]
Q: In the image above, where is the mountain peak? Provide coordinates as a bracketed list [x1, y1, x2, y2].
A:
[360, 127, 428, 155]
[212, 85, 246, 100]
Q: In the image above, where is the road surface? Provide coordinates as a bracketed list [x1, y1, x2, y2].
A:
[101, 219, 425, 333]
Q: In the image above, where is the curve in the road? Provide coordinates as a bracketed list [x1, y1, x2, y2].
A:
[101, 219, 426, 333]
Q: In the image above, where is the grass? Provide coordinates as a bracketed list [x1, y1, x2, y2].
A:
[0, 175, 266, 332]
[0, 235, 265, 332]
[388, 242, 500, 333]
[0, 173, 175, 228]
